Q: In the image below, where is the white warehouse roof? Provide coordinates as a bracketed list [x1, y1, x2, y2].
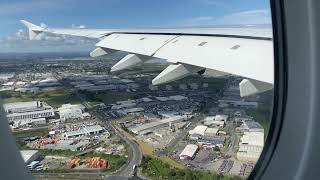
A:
[189, 125, 208, 136]
[64, 125, 104, 138]
[180, 144, 198, 159]
[240, 131, 264, 147]
[3, 101, 38, 112]
[204, 127, 219, 136]
[130, 115, 187, 134]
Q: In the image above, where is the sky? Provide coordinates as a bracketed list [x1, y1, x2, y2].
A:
[0, 0, 271, 53]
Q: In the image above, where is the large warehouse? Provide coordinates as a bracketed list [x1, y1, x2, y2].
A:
[130, 115, 187, 135]
[58, 104, 86, 120]
[3, 101, 54, 122]
[203, 115, 228, 127]
[189, 125, 208, 136]
[237, 131, 264, 162]
[4, 101, 44, 113]
[64, 125, 105, 138]
[179, 144, 199, 160]
[237, 120, 264, 133]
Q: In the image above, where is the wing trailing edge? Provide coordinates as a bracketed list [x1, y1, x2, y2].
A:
[20, 20, 274, 97]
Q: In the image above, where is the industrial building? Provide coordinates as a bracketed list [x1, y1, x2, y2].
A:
[58, 104, 86, 120]
[3, 101, 54, 122]
[204, 127, 219, 137]
[179, 144, 199, 160]
[45, 139, 89, 151]
[13, 118, 46, 127]
[4, 101, 49, 113]
[203, 115, 228, 127]
[237, 121, 264, 133]
[130, 115, 187, 135]
[20, 150, 40, 164]
[189, 125, 208, 137]
[198, 136, 225, 148]
[64, 125, 105, 138]
[237, 131, 264, 162]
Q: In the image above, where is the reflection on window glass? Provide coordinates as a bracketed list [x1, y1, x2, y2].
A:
[0, 0, 273, 179]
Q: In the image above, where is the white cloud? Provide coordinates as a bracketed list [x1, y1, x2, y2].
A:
[0, 29, 97, 53]
[213, 9, 271, 25]
[181, 16, 214, 26]
[180, 9, 271, 26]
[72, 24, 86, 29]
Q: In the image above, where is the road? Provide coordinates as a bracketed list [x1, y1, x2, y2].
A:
[225, 123, 239, 156]
[53, 74, 143, 179]
[77, 92, 142, 178]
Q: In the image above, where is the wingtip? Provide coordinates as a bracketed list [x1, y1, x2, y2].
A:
[20, 20, 44, 40]
[20, 20, 43, 30]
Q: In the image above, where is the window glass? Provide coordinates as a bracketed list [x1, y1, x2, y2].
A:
[0, 0, 273, 179]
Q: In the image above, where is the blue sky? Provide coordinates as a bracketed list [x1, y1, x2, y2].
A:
[0, 0, 271, 52]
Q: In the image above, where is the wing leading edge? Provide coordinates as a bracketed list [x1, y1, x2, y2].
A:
[21, 20, 274, 97]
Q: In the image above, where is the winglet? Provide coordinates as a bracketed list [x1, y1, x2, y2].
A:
[20, 20, 44, 40]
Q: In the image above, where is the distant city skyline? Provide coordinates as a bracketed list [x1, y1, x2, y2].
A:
[0, 0, 271, 52]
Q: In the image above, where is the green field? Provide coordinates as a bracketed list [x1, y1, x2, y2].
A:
[140, 156, 242, 180]
[37, 149, 81, 158]
[0, 90, 81, 108]
[93, 92, 134, 105]
[14, 128, 49, 138]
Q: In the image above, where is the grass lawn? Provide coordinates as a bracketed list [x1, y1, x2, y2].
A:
[2, 97, 33, 103]
[36, 90, 81, 108]
[140, 156, 242, 180]
[137, 141, 155, 156]
[137, 138, 186, 170]
[38, 149, 80, 157]
[158, 156, 185, 170]
[0, 90, 81, 108]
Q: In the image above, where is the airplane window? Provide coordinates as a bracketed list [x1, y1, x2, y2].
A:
[0, 0, 274, 180]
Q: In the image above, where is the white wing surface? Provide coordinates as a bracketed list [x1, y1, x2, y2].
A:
[21, 20, 274, 96]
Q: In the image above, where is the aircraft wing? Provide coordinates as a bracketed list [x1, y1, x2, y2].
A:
[21, 20, 274, 97]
